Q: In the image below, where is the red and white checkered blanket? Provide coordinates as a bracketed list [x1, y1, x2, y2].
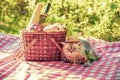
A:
[0, 33, 120, 80]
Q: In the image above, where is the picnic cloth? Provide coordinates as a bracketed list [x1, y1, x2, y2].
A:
[0, 33, 120, 80]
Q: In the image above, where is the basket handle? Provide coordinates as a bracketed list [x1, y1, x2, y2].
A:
[15, 38, 37, 59]
[49, 38, 64, 55]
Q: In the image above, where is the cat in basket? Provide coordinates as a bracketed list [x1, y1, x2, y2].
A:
[61, 36, 100, 67]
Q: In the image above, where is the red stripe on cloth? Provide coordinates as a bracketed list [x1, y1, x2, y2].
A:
[0, 60, 21, 79]
[0, 36, 19, 49]
[0, 49, 21, 65]
[0, 48, 23, 79]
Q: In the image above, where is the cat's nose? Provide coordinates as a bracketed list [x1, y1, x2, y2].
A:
[70, 50, 73, 53]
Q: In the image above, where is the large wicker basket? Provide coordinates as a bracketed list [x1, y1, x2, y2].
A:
[21, 30, 66, 61]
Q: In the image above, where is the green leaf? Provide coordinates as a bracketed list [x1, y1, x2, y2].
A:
[110, 3, 117, 10]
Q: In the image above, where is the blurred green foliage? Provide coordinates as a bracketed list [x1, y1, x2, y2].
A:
[0, 0, 120, 41]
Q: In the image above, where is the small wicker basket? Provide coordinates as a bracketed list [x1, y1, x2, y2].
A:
[21, 30, 66, 61]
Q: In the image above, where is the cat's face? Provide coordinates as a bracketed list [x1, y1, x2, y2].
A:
[61, 42, 81, 59]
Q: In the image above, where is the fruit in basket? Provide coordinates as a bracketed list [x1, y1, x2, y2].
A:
[43, 23, 66, 32]
[30, 23, 43, 32]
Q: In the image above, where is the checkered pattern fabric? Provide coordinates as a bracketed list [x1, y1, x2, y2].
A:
[0, 34, 120, 80]
[0, 33, 19, 54]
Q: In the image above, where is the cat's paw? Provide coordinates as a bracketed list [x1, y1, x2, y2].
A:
[72, 63, 78, 66]
[84, 61, 91, 67]
[84, 63, 91, 67]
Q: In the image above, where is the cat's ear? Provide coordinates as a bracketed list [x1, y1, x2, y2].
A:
[61, 42, 66, 45]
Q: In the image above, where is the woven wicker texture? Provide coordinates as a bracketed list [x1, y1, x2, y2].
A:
[21, 31, 66, 61]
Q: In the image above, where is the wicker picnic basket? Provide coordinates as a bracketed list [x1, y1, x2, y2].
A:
[21, 30, 66, 61]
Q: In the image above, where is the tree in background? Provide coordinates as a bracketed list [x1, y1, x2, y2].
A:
[0, 0, 28, 34]
[47, 0, 120, 41]
[0, 0, 120, 41]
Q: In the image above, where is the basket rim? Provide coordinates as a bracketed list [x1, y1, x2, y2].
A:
[21, 30, 66, 34]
